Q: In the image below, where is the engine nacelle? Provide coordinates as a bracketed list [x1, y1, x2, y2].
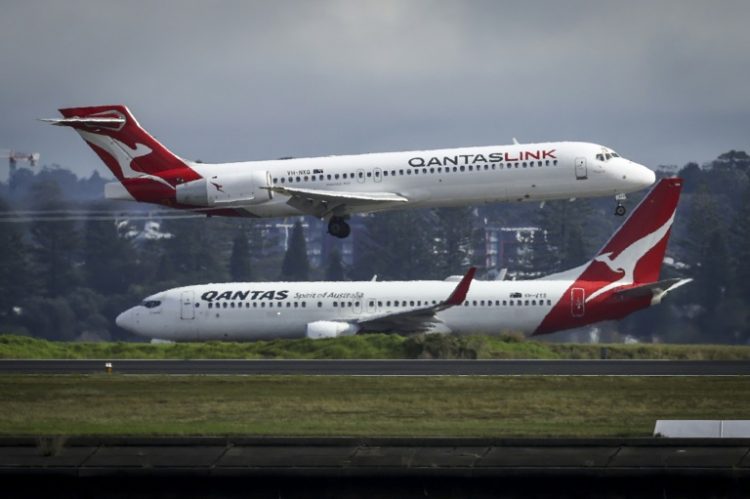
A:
[305, 321, 359, 340]
[176, 170, 273, 207]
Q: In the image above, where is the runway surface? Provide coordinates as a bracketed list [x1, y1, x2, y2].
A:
[1, 359, 749, 375]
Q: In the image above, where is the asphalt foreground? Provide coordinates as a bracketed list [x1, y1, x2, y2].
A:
[2, 437, 749, 498]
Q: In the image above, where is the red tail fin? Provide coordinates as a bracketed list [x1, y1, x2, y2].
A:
[585, 177, 682, 290]
[45, 105, 199, 188]
[534, 178, 683, 335]
[45, 105, 200, 204]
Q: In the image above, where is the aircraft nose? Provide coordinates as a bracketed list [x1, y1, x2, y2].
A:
[115, 307, 138, 333]
[633, 163, 656, 188]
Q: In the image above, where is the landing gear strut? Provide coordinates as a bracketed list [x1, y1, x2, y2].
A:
[328, 216, 351, 238]
[614, 193, 627, 216]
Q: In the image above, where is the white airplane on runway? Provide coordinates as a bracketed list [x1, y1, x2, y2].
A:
[44, 105, 655, 238]
[116, 178, 689, 341]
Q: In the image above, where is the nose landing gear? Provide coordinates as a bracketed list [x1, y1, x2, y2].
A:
[328, 216, 351, 238]
[614, 193, 627, 216]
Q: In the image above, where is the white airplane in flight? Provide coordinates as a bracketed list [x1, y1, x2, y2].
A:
[44, 105, 655, 238]
[116, 178, 689, 341]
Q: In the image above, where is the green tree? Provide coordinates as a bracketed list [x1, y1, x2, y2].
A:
[160, 217, 226, 284]
[82, 204, 136, 294]
[280, 221, 310, 280]
[325, 248, 345, 281]
[28, 182, 80, 296]
[0, 199, 32, 318]
[229, 229, 253, 281]
[351, 210, 438, 281]
[531, 200, 593, 274]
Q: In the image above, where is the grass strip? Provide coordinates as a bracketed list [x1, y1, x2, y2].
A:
[0, 375, 747, 437]
[2, 334, 750, 360]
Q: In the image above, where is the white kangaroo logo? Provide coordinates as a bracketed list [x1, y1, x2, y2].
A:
[586, 212, 675, 303]
[78, 130, 174, 190]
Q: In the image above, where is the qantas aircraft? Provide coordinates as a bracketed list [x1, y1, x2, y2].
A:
[116, 178, 689, 341]
[44, 105, 655, 238]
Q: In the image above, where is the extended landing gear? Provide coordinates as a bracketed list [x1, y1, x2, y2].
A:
[614, 193, 627, 216]
[328, 216, 351, 239]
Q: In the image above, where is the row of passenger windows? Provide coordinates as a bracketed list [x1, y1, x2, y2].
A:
[272, 160, 559, 185]
[201, 298, 553, 309]
[206, 301, 307, 309]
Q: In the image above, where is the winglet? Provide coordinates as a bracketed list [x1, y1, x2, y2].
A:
[444, 267, 476, 306]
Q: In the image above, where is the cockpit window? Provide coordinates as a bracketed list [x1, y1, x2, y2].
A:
[596, 153, 604, 161]
[605, 153, 612, 160]
[610, 151, 620, 158]
[143, 300, 161, 309]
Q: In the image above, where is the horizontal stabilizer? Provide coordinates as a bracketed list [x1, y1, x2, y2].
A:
[40, 117, 126, 128]
[614, 278, 692, 304]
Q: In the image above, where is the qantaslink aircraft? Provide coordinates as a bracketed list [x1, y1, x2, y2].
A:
[44, 105, 655, 238]
[116, 178, 689, 341]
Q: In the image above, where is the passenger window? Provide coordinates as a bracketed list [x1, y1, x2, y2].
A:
[366, 172, 371, 177]
[358, 172, 364, 178]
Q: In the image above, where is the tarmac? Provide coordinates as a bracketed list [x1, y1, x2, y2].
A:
[3, 437, 750, 497]
[2, 436, 749, 478]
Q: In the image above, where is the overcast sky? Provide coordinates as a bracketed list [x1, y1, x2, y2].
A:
[1, 0, 749, 180]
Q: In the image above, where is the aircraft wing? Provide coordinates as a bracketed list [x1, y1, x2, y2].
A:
[356, 267, 476, 334]
[267, 185, 408, 218]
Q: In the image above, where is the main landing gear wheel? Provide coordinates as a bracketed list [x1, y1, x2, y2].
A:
[328, 217, 351, 238]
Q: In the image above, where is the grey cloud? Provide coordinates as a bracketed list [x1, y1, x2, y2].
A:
[1, 0, 748, 179]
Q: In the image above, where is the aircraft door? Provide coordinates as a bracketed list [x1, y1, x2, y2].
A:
[374, 168, 382, 183]
[575, 158, 587, 180]
[356, 168, 365, 184]
[366, 298, 377, 314]
[180, 290, 195, 320]
[570, 288, 585, 318]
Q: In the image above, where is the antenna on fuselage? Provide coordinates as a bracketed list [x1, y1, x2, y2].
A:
[512, 138, 520, 145]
